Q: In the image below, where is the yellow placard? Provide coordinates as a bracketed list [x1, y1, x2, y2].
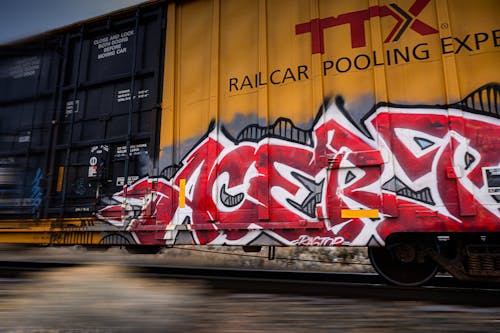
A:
[56, 167, 64, 193]
[341, 209, 379, 219]
[179, 178, 186, 208]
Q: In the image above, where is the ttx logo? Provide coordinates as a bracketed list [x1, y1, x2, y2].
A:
[296, 0, 438, 54]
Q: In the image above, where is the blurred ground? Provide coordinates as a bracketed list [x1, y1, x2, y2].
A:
[0, 244, 373, 272]
[0, 264, 499, 333]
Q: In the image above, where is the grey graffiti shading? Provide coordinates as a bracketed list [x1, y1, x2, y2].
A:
[161, 164, 182, 180]
[220, 184, 245, 207]
[335, 95, 373, 139]
[235, 117, 313, 147]
[345, 170, 356, 184]
[382, 176, 435, 205]
[454, 83, 499, 118]
[286, 172, 324, 218]
[247, 232, 287, 246]
[414, 137, 434, 150]
[99, 233, 133, 245]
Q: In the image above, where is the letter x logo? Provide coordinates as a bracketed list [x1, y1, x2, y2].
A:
[296, 0, 438, 54]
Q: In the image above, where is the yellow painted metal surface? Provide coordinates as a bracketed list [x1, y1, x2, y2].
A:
[0, 218, 104, 245]
[159, 0, 499, 163]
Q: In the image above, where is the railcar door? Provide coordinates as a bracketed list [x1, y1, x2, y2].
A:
[0, 42, 61, 219]
[321, 100, 385, 246]
[47, 5, 166, 218]
[447, 85, 500, 220]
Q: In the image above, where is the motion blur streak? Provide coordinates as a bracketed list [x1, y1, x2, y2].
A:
[0, 265, 499, 332]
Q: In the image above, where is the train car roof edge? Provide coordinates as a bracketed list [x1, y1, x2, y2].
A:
[0, 0, 174, 48]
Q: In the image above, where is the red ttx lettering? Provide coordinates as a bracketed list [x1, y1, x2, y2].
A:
[296, 0, 438, 54]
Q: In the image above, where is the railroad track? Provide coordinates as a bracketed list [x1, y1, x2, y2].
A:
[1, 260, 499, 307]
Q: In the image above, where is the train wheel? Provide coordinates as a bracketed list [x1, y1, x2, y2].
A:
[369, 237, 439, 286]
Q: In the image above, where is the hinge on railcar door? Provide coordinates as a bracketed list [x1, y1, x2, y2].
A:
[446, 166, 477, 216]
[326, 153, 344, 169]
[268, 246, 276, 260]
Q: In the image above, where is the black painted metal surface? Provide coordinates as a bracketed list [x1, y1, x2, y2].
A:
[0, 3, 166, 218]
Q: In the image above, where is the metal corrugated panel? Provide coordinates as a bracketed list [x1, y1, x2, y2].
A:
[1, 0, 499, 248]
[154, 0, 499, 244]
[0, 2, 167, 218]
